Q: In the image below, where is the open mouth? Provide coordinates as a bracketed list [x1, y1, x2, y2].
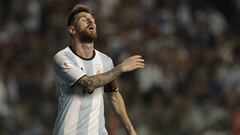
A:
[88, 26, 95, 31]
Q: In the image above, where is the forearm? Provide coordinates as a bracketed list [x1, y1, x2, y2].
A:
[76, 65, 122, 91]
[109, 92, 135, 131]
[75, 55, 144, 93]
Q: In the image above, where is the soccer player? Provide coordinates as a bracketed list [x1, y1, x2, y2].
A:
[52, 4, 144, 135]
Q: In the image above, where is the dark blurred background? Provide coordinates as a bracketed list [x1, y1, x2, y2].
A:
[0, 0, 240, 135]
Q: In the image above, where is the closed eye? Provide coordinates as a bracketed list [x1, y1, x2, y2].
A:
[80, 17, 87, 22]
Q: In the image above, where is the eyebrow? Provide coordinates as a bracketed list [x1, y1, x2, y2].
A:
[76, 14, 95, 21]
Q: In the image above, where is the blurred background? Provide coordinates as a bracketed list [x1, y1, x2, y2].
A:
[0, 0, 240, 135]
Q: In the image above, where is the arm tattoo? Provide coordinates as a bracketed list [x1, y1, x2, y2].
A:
[77, 65, 122, 92]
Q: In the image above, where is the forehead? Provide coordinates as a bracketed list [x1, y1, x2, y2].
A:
[74, 12, 95, 19]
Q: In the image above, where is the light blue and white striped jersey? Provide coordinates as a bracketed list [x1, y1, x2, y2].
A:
[52, 46, 116, 135]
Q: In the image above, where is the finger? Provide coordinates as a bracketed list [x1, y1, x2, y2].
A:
[136, 63, 145, 68]
[131, 55, 142, 59]
[136, 58, 144, 62]
[132, 58, 144, 63]
[137, 65, 144, 69]
[138, 63, 145, 67]
[134, 61, 144, 65]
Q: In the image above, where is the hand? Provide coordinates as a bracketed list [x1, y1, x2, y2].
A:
[119, 55, 144, 72]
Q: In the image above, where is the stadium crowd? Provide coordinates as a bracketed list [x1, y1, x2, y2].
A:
[0, 0, 239, 135]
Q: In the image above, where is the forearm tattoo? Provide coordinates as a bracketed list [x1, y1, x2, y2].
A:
[77, 65, 122, 92]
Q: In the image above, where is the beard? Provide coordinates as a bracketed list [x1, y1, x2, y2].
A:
[79, 28, 97, 43]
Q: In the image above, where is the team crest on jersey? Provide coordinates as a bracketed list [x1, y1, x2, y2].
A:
[95, 64, 102, 74]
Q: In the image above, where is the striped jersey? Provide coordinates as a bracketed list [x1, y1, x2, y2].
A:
[52, 46, 117, 135]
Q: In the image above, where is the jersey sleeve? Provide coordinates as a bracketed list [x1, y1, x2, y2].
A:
[104, 59, 119, 93]
[53, 54, 86, 86]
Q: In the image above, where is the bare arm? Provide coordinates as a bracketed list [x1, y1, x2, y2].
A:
[76, 65, 122, 92]
[107, 92, 137, 135]
[75, 55, 144, 93]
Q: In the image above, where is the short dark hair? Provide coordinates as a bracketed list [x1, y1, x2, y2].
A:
[67, 4, 91, 26]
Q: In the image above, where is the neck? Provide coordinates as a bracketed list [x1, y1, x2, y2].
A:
[71, 39, 94, 59]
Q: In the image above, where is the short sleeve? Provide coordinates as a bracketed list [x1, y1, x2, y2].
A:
[104, 58, 119, 92]
[53, 54, 86, 86]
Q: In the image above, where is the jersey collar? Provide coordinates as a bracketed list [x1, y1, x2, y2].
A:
[69, 46, 96, 61]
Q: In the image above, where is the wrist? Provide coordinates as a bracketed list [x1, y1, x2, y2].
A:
[116, 64, 124, 72]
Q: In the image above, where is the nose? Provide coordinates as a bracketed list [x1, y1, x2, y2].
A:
[87, 18, 93, 25]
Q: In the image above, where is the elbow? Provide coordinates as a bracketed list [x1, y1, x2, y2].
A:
[83, 80, 95, 91]
[78, 76, 95, 91]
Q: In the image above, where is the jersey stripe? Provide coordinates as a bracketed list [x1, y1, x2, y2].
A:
[64, 93, 82, 134]
[98, 97, 107, 134]
[76, 60, 94, 134]
[53, 84, 73, 135]
[88, 53, 104, 134]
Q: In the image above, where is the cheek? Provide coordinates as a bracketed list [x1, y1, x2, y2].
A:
[76, 23, 87, 31]
[79, 24, 85, 30]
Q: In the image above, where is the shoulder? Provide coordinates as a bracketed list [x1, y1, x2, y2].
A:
[95, 49, 113, 63]
[95, 50, 115, 71]
[53, 47, 74, 64]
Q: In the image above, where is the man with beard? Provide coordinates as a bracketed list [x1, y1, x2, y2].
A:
[52, 4, 144, 135]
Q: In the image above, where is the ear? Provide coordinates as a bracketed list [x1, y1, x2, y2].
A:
[68, 26, 76, 35]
